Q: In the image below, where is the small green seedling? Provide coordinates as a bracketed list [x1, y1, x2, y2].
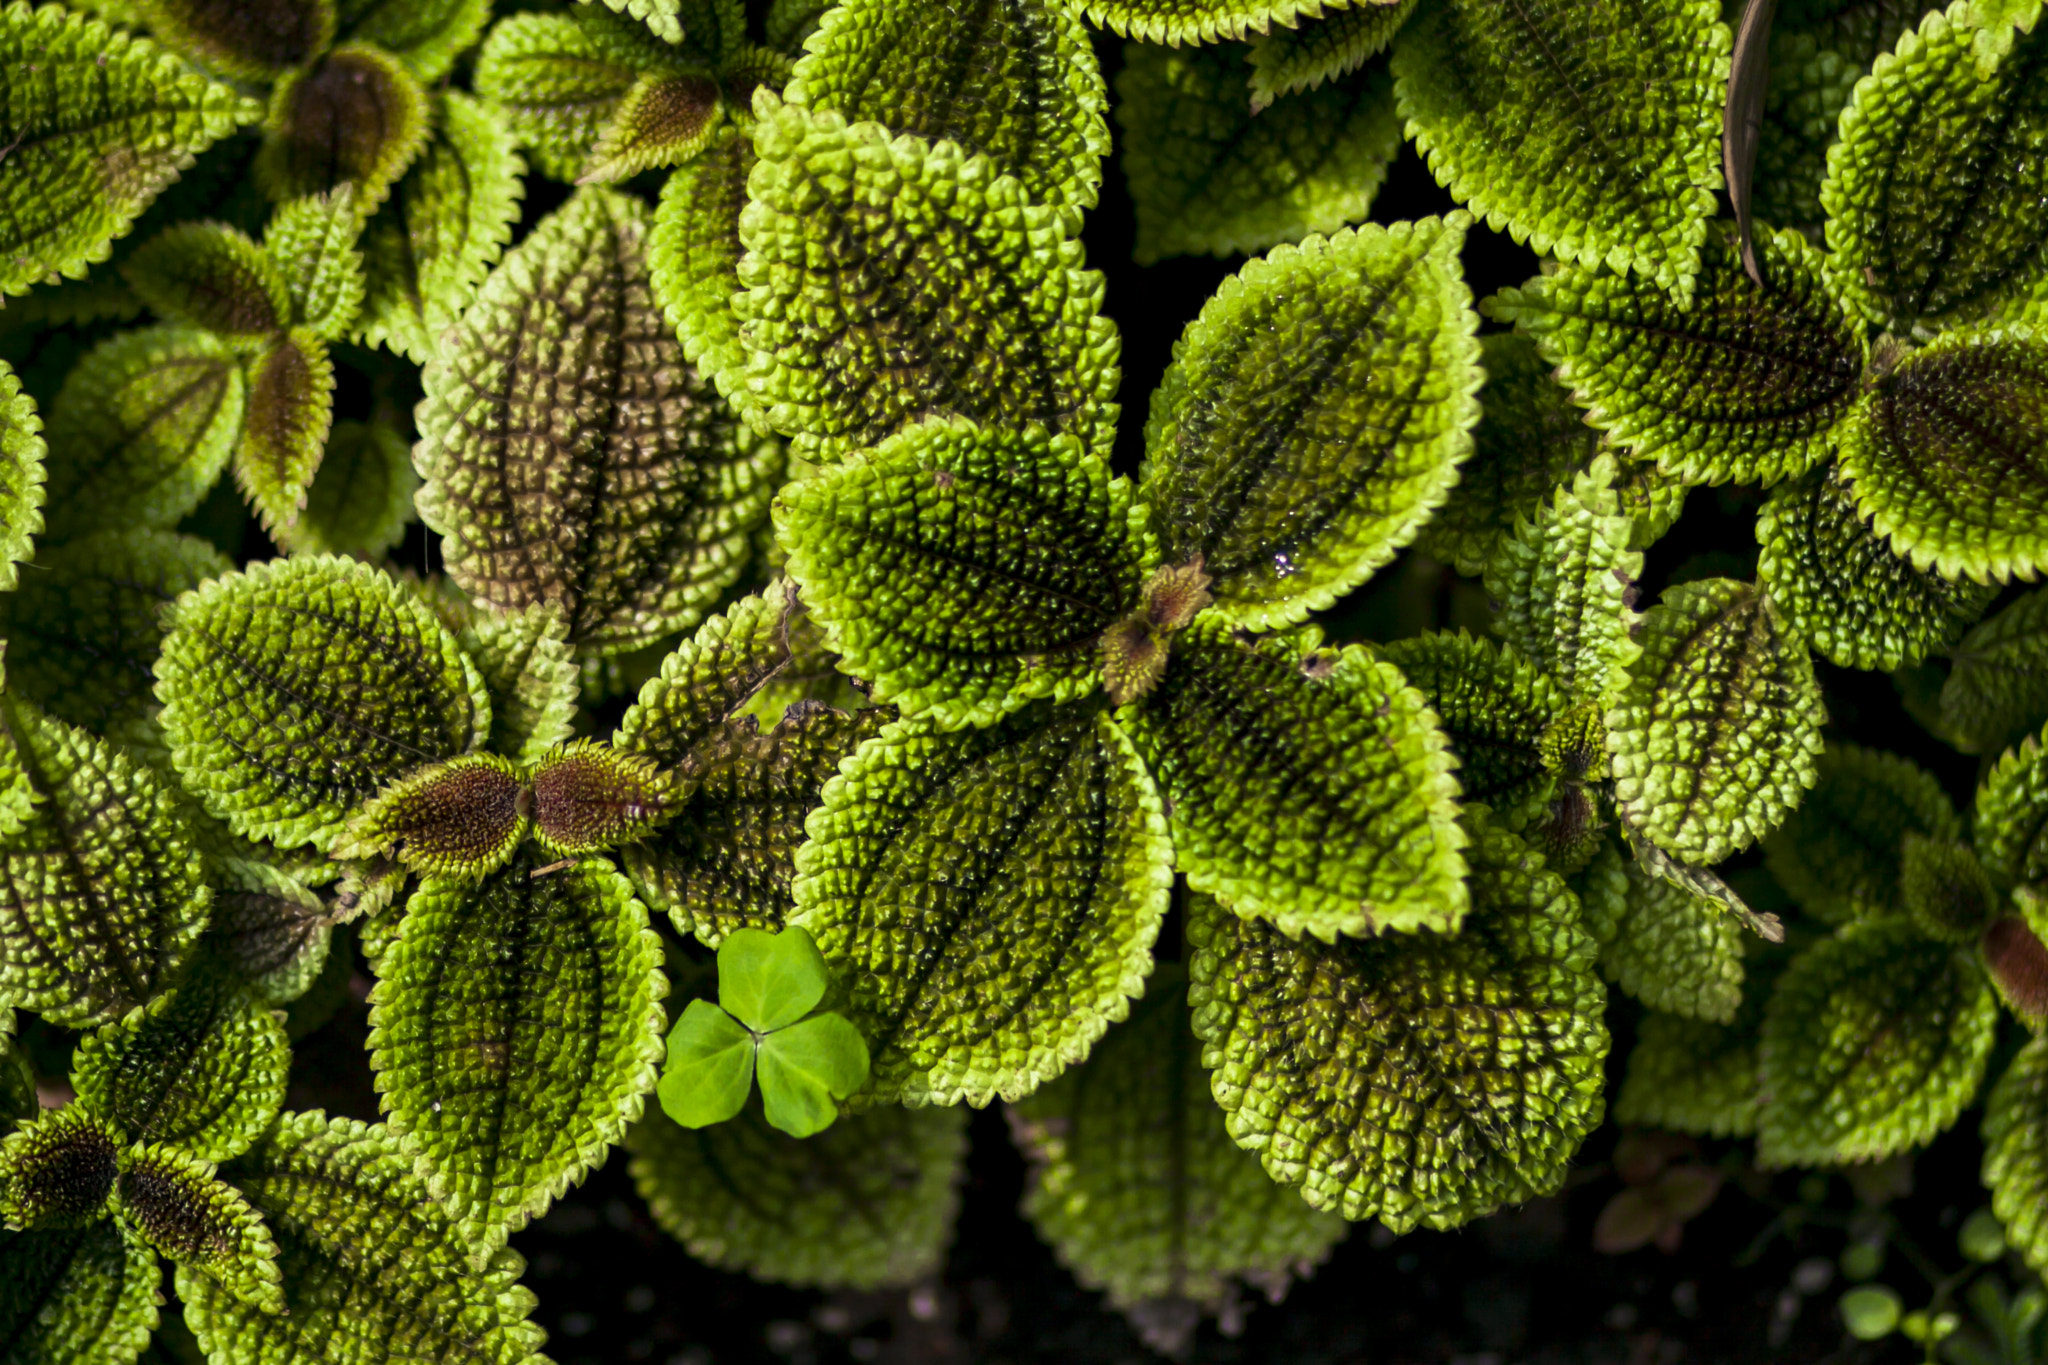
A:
[657, 927, 869, 1138]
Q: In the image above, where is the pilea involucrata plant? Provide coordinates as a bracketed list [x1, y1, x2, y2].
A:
[0, 0, 2043, 1359]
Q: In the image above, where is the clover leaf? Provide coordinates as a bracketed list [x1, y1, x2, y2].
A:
[656, 926, 869, 1139]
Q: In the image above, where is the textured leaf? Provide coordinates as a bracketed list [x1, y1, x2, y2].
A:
[367, 855, 665, 1253]
[1140, 217, 1479, 629]
[110, 1144, 280, 1316]
[1390, 0, 1727, 299]
[756, 1012, 869, 1137]
[1011, 968, 1346, 1356]
[334, 753, 529, 880]
[1483, 454, 1643, 704]
[1613, 974, 1774, 1137]
[0, 530, 232, 752]
[1750, 31, 1866, 240]
[357, 91, 525, 364]
[132, 0, 333, 81]
[1082, 0, 1370, 43]
[791, 703, 1169, 1107]
[580, 0, 684, 43]
[1124, 619, 1467, 938]
[777, 422, 1147, 729]
[1758, 918, 1999, 1166]
[1576, 840, 1743, 1022]
[1487, 226, 1867, 486]
[1983, 1035, 2048, 1278]
[580, 71, 725, 184]
[156, 556, 491, 851]
[0, 1222, 159, 1365]
[1977, 725, 2048, 889]
[1821, 3, 2048, 331]
[1937, 586, 2048, 755]
[1757, 464, 1995, 671]
[788, 0, 1108, 210]
[0, 1107, 120, 1229]
[254, 44, 431, 218]
[341, 0, 494, 83]
[263, 190, 366, 344]
[1116, 44, 1401, 264]
[614, 588, 794, 766]
[461, 604, 579, 769]
[182, 1113, 547, 1365]
[232, 328, 335, 535]
[40, 327, 245, 544]
[1833, 326, 2048, 584]
[475, 10, 673, 183]
[627, 1101, 965, 1288]
[737, 101, 1120, 462]
[273, 419, 420, 558]
[417, 186, 775, 654]
[0, 702, 209, 1029]
[119, 224, 289, 343]
[0, 5, 259, 300]
[1609, 578, 1826, 865]
[766, 0, 831, 49]
[200, 860, 336, 1006]
[0, 361, 43, 595]
[649, 127, 755, 409]
[1377, 631, 1563, 831]
[1724, 0, 1777, 283]
[70, 959, 288, 1164]
[528, 741, 674, 857]
[1186, 820, 1606, 1229]
[1765, 743, 1961, 923]
[1899, 832, 2000, 942]
[656, 998, 754, 1128]
[1248, 1, 1418, 109]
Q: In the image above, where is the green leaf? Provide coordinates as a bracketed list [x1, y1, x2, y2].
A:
[1900, 832, 2001, 943]
[737, 101, 1120, 462]
[1613, 969, 1776, 1137]
[579, 71, 725, 184]
[475, 9, 683, 183]
[334, 753, 530, 879]
[791, 702, 1170, 1106]
[367, 855, 665, 1254]
[0, 530, 233, 753]
[0, 5, 260, 301]
[756, 1011, 868, 1137]
[263, 190, 366, 343]
[1937, 585, 2048, 755]
[787, 0, 1108, 211]
[254, 44, 432, 219]
[0, 1107, 121, 1229]
[0, 1222, 160, 1365]
[1140, 216, 1479, 629]
[1377, 631, 1563, 832]
[1483, 453, 1643, 704]
[1081, 0, 1366, 43]
[1576, 839, 1743, 1022]
[528, 740, 675, 857]
[777, 421, 1147, 729]
[417, 186, 776, 654]
[132, 0, 333, 82]
[70, 959, 288, 1164]
[717, 925, 829, 1033]
[272, 418, 420, 559]
[1983, 1035, 2048, 1278]
[580, 0, 685, 44]
[1390, 0, 1727, 299]
[0, 360, 44, 595]
[1186, 819, 1606, 1229]
[1757, 464, 1995, 671]
[1758, 918, 2000, 1166]
[1833, 326, 2048, 584]
[1487, 226, 1867, 486]
[340, 0, 494, 83]
[461, 604, 579, 770]
[766, 0, 830, 49]
[1765, 743, 1962, 924]
[1125, 618, 1468, 938]
[655, 998, 754, 1128]
[1821, 3, 2048, 332]
[1976, 723, 2048, 888]
[1115, 44, 1402, 265]
[40, 327, 246, 544]
[182, 1113, 548, 1365]
[627, 1100, 966, 1288]
[614, 587, 797, 768]
[232, 328, 335, 536]
[156, 556, 491, 851]
[110, 1144, 280, 1316]
[119, 224, 289, 343]
[200, 860, 336, 1006]
[1248, 1, 1418, 109]
[1749, 31, 1866, 242]
[649, 126, 755, 411]
[0, 702, 210, 1029]
[1608, 577, 1826, 865]
[357, 91, 525, 365]
[1011, 967, 1347, 1357]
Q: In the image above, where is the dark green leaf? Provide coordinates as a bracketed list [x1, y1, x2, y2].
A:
[474, 9, 681, 183]
[340, 0, 494, 83]
[1750, 31, 1865, 241]
[1576, 839, 1743, 1022]
[133, 0, 333, 81]
[273, 418, 420, 559]
[0, 1107, 120, 1230]
[1613, 970, 1776, 1137]
[649, 127, 755, 410]
[656, 998, 754, 1128]
[1937, 585, 2048, 756]
[1765, 743, 1961, 923]
[232, 328, 335, 537]
[0, 1222, 159, 1365]
[334, 753, 529, 880]
[756, 1012, 868, 1137]
[199, 860, 336, 1006]
[614, 588, 796, 769]
[119, 224, 289, 343]
[1976, 723, 2048, 889]
[462, 604, 579, 770]
[1724, 0, 1778, 282]
[1983, 1035, 2048, 1279]
[111, 1144, 280, 1316]
[1377, 631, 1563, 832]
[1247, 1, 1418, 110]
[254, 44, 431, 218]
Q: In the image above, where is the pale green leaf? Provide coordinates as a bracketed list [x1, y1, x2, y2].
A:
[776, 421, 1148, 729]
[1976, 723, 2048, 888]
[417, 186, 776, 654]
[1576, 839, 1743, 1022]
[1487, 226, 1868, 485]
[649, 126, 755, 410]
[461, 604, 579, 769]
[273, 419, 420, 559]
[791, 703, 1170, 1107]
[253, 44, 431, 219]
[1115, 44, 1401, 264]
[1983, 1035, 2048, 1278]
[1082, 0, 1371, 44]
[1141, 216, 1480, 629]
[131, 0, 334, 82]
[0, 1222, 160, 1365]
[119, 223, 289, 343]
[717, 925, 829, 1033]
[340, 0, 494, 83]
[475, 9, 684, 183]
[367, 855, 665, 1254]
[655, 998, 754, 1128]
[1937, 585, 2048, 755]
[155, 556, 491, 851]
[1377, 630, 1563, 832]
[1124, 619, 1468, 938]
[1390, 0, 1727, 299]
[579, 70, 725, 184]
[579, 0, 684, 44]
[1186, 819, 1606, 1229]
[39, 327, 245, 544]
[627, 1100, 965, 1288]
[1608, 577, 1826, 865]
[1758, 917, 1999, 1165]
[110, 1144, 280, 1316]
[1012, 967, 1347, 1357]
[263, 190, 366, 344]
[0, 360, 44, 594]
[527, 740, 676, 857]
[788, 0, 1108, 210]
[614, 587, 796, 768]
[232, 327, 335, 536]
[0, 5, 260, 300]
[1248, 1, 1417, 109]
[737, 101, 1120, 462]
[333, 753, 529, 880]
[756, 1012, 868, 1137]
[1764, 743, 1961, 923]
[0, 1106, 121, 1229]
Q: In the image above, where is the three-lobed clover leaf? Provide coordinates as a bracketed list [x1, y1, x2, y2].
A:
[657, 926, 869, 1138]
